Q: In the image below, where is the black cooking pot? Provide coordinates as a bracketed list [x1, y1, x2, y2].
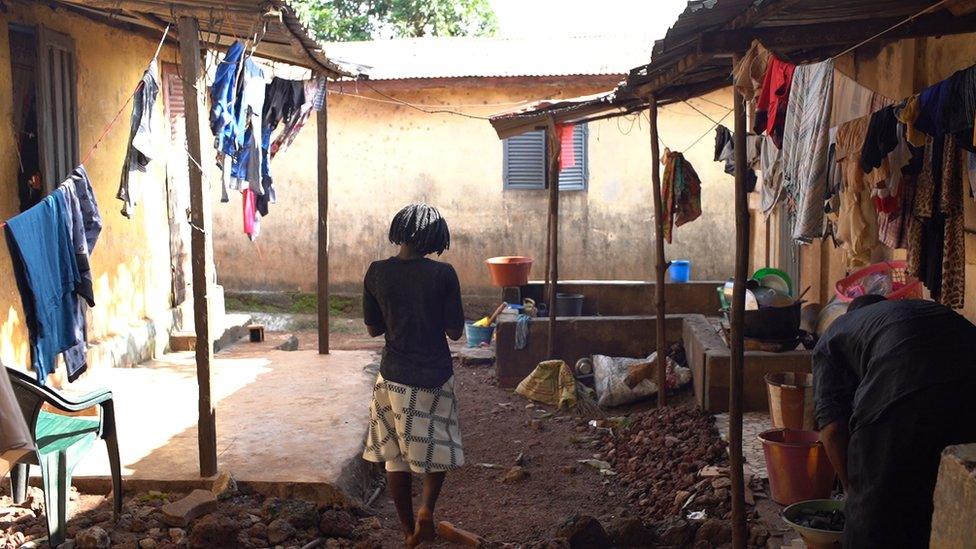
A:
[742, 301, 802, 340]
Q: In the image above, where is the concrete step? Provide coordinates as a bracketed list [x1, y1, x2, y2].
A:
[169, 313, 253, 353]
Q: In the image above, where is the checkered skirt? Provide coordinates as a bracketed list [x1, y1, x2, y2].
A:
[362, 374, 464, 473]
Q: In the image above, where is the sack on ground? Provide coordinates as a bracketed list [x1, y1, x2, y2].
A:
[593, 352, 691, 408]
[516, 360, 578, 409]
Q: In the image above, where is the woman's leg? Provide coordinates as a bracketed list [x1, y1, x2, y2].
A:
[386, 470, 414, 541]
[414, 472, 446, 544]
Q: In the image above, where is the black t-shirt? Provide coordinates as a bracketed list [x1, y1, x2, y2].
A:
[813, 299, 976, 431]
[363, 257, 465, 388]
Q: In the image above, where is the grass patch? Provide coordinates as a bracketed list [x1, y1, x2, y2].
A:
[225, 292, 362, 317]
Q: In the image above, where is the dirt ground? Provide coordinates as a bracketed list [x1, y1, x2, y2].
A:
[366, 360, 639, 545]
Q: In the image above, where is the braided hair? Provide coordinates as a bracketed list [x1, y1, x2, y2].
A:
[388, 203, 451, 256]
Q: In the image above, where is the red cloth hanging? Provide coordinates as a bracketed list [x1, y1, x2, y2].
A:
[557, 123, 576, 170]
[243, 189, 256, 237]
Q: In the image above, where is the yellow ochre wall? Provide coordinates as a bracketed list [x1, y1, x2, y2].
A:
[0, 4, 177, 370]
[212, 82, 736, 295]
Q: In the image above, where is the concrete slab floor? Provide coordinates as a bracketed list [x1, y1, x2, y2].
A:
[714, 411, 772, 479]
[61, 344, 378, 503]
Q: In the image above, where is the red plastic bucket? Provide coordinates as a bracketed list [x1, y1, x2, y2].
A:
[485, 256, 533, 287]
[759, 429, 835, 505]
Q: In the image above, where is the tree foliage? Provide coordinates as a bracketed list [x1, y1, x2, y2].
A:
[291, 0, 498, 42]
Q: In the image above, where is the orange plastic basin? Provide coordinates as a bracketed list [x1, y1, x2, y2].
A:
[485, 256, 533, 287]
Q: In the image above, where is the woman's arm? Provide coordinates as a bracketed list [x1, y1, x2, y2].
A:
[363, 265, 385, 338]
[820, 420, 850, 491]
[443, 264, 465, 341]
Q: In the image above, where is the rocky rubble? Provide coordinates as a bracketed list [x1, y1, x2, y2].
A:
[594, 404, 770, 547]
[0, 484, 383, 549]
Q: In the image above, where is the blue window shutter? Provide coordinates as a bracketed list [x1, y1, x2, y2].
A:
[558, 123, 588, 191]
[503, 130, 546, 189]
[502, 124, 588, 191]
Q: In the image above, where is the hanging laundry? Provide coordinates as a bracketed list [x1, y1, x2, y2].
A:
[945, 65, 976, 153]
[0, 364, 33, 467]
[878, 143, 923, 250]
[908, 135, 965, 309]
[58, 166, 101, 382]
[831, 70, 893, 128]
[753, 56, 795, 149]
[860, 106, 901, 174]
[557, 124, 576, 170]
[117, 60, 160, 218]
[732, 40, 771, 103]
[4, 193, 81, 384]
[661, 150, 702, 243]
[782, 59, 833, 243]
[835, 115, 887, 270]
[759, 135, 784, 216]
[897, 95, 926, 147]
[224, 57, 266, 197]
[713, 125, 758, 191]
[271, 78, 326, 158]
[210, 41, 246, 154]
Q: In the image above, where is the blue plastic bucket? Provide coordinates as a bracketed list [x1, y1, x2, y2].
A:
[669, 260, 691, 283]
[465, 321, 495, 347]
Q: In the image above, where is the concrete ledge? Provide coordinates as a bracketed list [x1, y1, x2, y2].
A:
[495, 314, 699, 388]
[930, 444, 976, 548]
[519, 280, 723, 317]
[683, 316, 812, 413]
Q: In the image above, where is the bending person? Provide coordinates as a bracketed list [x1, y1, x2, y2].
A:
[813, 295, 976, 548]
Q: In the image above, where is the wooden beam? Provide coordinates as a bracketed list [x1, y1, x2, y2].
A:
[317, 90, 330, 355]
[647, 98, 668, 408]
[178, 15, 217, 478]
[700, 11, 976, 53]
[729, 53, 750, 549]
[545, 117, 561, 359]
[948, 0, 976, 16]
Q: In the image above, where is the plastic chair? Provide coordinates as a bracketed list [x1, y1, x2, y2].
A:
[5, 367, 122, 545]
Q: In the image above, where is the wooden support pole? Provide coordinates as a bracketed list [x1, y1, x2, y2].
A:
[545, 118, 561, 359]
[647, 98, 668, 408]
[729, 53, 750, 549]
[317, 86, 330, 354]
[178, 15, 217, 478]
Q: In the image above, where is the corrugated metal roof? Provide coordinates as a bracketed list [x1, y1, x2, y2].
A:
[323, 35, 655, 80]
[490, 0, 976, 138]
[52, 0, 352, 78]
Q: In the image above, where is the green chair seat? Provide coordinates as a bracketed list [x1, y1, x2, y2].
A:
[35, 411, 99, 456]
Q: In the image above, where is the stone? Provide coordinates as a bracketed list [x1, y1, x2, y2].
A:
[168, 528, 186, 544]
[56, 541, 76, 549]
[76, 526, 111, 549]
[561, 465, 578, 475]
[211, 471, 238, 499]
[318, 509, 357, 538]
[554, 515, 612, 549]
[695, 519, 732, 546]
[248, 522, 267, 539]
[276, 335, 300, 351]
[674, 490, 691, 507]
[710, 477, 731, 490]
[267, 519, 297, 545]
[188, 515, 240, 549]
[459, 346, 495, 366]
[138, 539, 157, 549]
[654, 518, 694, 547]
[603, 517, 653, 547]
[161, 490, 217, 527]
[277, 500, 320, 530]
[501, 466, 529, 484]
[358, 517, 381, 531]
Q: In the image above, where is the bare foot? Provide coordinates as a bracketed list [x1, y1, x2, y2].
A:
[411, 507, 436, 546]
